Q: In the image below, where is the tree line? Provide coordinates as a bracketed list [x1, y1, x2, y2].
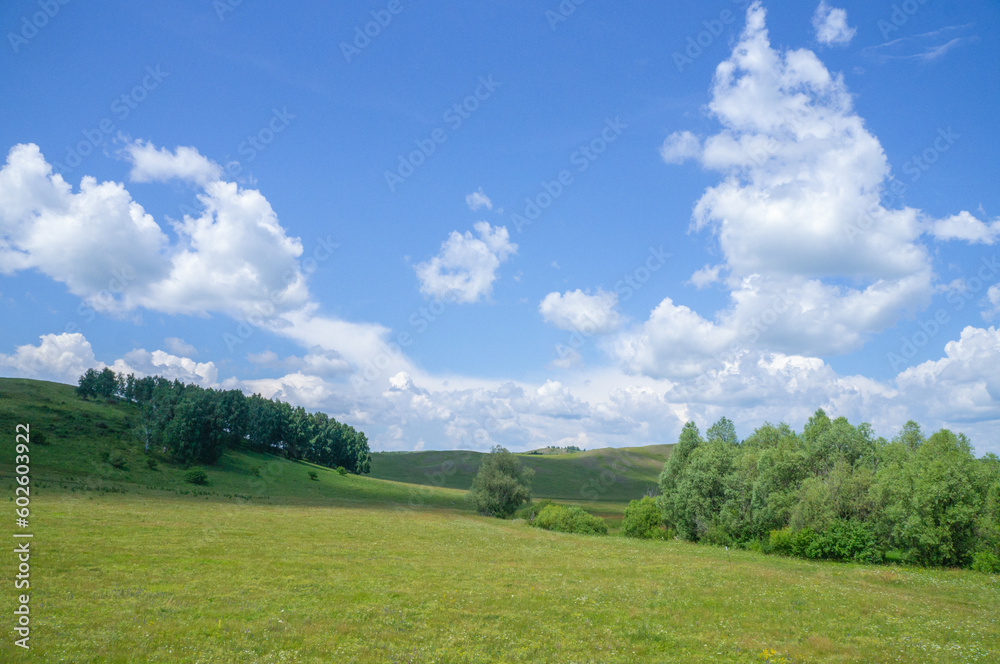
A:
[654, 411, 1000, 572]
[76, 367, 371, 474]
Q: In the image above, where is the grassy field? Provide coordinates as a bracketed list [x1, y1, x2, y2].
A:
[1, 491, 997, 663]
[2, 378, 999, 662]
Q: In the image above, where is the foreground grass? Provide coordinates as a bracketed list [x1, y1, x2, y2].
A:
[2, 491, 997, 663]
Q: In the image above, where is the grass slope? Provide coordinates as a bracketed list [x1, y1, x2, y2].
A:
[370, 444, 672, 503]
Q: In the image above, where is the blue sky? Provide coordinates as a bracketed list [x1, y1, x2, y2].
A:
[2, 0, 998, 454]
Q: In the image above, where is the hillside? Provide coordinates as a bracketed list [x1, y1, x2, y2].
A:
[0, 377, 466, 510]
[369, 443, 671, 502]
[0, 377, 662, 510]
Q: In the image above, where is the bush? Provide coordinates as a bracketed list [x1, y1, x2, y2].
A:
[308, 471, 318, 481]
[622, 497, 669, 540]
[33, 432, 48, 445]
[251, 466, 261, 477]
[532, 504, 607, 535]
[184, 469, 209, 485]
[971, 550, 1000, 574]
[146, 458, 158, 471]
[769, 522, 882, 563]
[106, 450, 127, 470]
[514, 500, 555, 523]
[336, 466, 348, 476]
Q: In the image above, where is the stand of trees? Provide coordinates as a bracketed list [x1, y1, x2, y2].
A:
[77, 368, 370, 474]
[656, 412, 1000, 572]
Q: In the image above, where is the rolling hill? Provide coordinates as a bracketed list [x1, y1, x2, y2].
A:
[369, 444, 671, 503]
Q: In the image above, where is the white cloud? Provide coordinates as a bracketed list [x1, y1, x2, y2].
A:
[113, 348, 219, 387]
[812, 1, 856, 46]
[632, 1, 940, 372]
[864, 24, 975, 63]
[465, 188, 492, 211]
[688, 264, 722, 289]
[927, 211, 1000, 245]
[539, 289, 621, 334]
[164, 337, 197, 357]
[125, 141, 223, 186]
[0, 142, 309, 319]
[660, 130, 701, 164]
[414, 222, 517, 303]
[0, 333, 97, 383]
[0, 143, 170, 312]
[985, 285, 1000, 322]
[896, 326, 1000, 423]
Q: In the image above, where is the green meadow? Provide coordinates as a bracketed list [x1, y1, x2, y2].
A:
[1, 378, 998, 663]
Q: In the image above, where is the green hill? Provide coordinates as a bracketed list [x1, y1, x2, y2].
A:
[0, 377, 466, 510]
[0, 377, 665, 511]
[369, 443, 671, 502]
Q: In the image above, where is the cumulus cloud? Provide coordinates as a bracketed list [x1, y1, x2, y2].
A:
[465, 188, 492, 211]
[539, 289, 621, 334]
[896, 326, 1000, 423]
[985, 286, 1000, 322]
[0, 142, 309, 319]
[638, 1, 940, 369]
[927, 211, 1000, 245]
[125, 141, 223, 185]
[0, 333, 97, 383]
[660, 131, 701, 164]
[812, 1, 856, 46]
[688, 264, 723, 289]
[415, 222, 517, 303]
[164, 337, 197, 357]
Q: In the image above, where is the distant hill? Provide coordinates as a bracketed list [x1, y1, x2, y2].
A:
[370, 443, 672, 503]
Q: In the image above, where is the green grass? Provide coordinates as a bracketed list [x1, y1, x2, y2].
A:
[2, 377, 999, 662]
[369, 444, 671, 503]
[1, 491, 997, 663]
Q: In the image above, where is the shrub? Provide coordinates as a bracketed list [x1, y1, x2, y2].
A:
[106, 450, 127, 470]
[146, 458, 158, 471]
[514, 500, 555, 523]
[532, 504, 607, 535]
[308, 471, 318, 481]
[336, 466, 348, 476]
[33, 432, 48, 445]
[251, 466, 261, 477]
[971, 551, 1000, 574]
[622, 496, 669, 540]
[184, 469, 209, 485]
